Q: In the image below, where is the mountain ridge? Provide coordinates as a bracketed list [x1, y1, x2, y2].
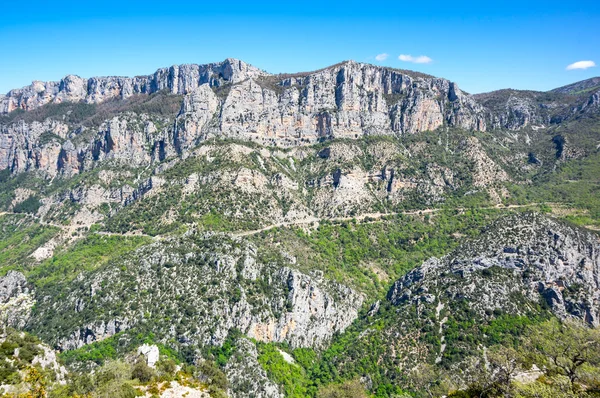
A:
[2, 58, 596, 109]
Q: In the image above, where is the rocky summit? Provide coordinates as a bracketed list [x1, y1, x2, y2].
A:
[1, 59, 600, 398]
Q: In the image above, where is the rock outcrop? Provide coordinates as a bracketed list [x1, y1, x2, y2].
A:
[474, 83, 600, 130]
[225, 338, 283, 398]
[1, 60, 599, 179]
[0, 59, 264, 114]
[0, 271, 34, 329]
[387, 212, 600, 325]
[137, 344, 160, 367]
[29, 234, 363, 351]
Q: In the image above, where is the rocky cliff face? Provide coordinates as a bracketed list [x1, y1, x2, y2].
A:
[217, 61, 486, 145]
[0, 59, 490, 177]
[3, 128, 512, 245]
[322, 213, 600, 384]
[388, 212, 600, 325]
[0, 59, 264, 114]
[1, 61, 599, 180]
[28, 233, 363, 351]
[474, 83, 600, 130]
[0, 271, 34, 329]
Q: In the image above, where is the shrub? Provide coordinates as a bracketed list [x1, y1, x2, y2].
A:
[317, 379, 368, 398]
[17, 344, 40, 363]
[156, 358, 177, 378]
[94, 360, 132, 386]
[13, 196, 41, 214]
[196, 360, 228, 391]
[131, 359, 155, 383]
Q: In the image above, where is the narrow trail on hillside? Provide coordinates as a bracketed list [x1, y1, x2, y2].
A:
[1, 202, 562, 242]
[232, 203, 548, 237]
[0, 211, 156, 239]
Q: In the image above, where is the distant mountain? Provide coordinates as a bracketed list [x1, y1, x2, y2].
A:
[474, 77, 600, 130]
[550, 76, 600, 95]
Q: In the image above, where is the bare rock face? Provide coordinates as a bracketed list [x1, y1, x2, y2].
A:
[247, 267, 364, 347]
[0, 271, 29, 301]
[176, 84, 220, 151]
[137, 344, 160, 367]
[31, 234, 363, 351]
[0, 59, 265, 113]
[0, 119, 70, 176]
[0, 60, 491, 177]
[218, 61, 486, 145]
[473, 90, 555, 130]
[581, 89, 600, 112]
[388, 213, 600, 325]
[473, 83, 600, 131]
[2, 60, 599, 180]
[0, 271, 34, 329]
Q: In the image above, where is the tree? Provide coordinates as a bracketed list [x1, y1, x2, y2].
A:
[94, 360, 132, 386]
[156, 358, 177, 379]
[447, 347, 525, 398]
[527, 319, 600, 388]
[514, 376, 578, 398]
[486, 345, 524, 394]
[131, 359, 155, 383]
[93, 360, 137, 398]
[407, 363, 448, 398]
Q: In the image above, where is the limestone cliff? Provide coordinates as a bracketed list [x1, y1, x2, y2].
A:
[0, 59, 264, 113]
[0, 59, 488, 177]
[388, 212, 600, 325]
[28, 233, 364, 351]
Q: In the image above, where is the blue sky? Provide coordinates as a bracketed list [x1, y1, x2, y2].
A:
[1, 0, 599, 94]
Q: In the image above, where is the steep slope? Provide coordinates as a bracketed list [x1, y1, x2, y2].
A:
[323, 212, 600, 393]
[388, 212, 600, 325]
[1, 61, 600, 397]
[0, 59, 489, 178]
[22, 231, 363, 351]
[0, 58, 265, 113]
[474, 78, 600, 130]
[550, 77, 600, 95]
[473, 89, 574, 129]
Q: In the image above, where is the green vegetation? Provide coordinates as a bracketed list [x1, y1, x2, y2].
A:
[448, 319, 600, 397]
[0, 330, 41, 385]
[1, 104, 600, 398]
[56, 335, 228, 397]
[506, 152, 600, 227]
[205, 329, 242, 367]
[257, 343, 312, 397]
[60, 334, 122, 366]
[0, 91, 182, 128]
[254, 208, 516, 297]
[59, 331, 183, 368]
[28, 233, 151, 288]
[13, 196, 41, 214]
[0, 215, 59, 274]
[317, 379, 368, 398]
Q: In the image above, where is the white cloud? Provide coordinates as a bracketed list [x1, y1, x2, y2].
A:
[375, 53, 389, 61]
[398, 54, 433, 64]
[566, 60, 596, 70]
